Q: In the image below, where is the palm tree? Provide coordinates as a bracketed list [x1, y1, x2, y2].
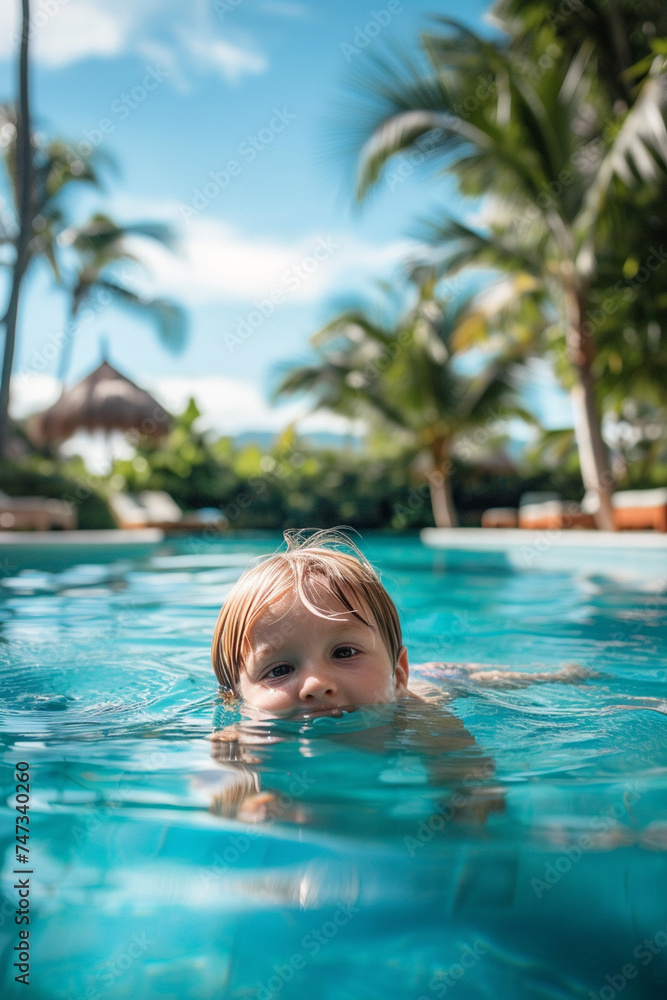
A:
[0, 94, 107, 454]
[0, 105, 187, 439]
[56, 213, 186, 389]
[347, 16, 667, 529]
[491, 0, 667, 107]
[273, 276, 532, 527]
[0, 1, 32, 457]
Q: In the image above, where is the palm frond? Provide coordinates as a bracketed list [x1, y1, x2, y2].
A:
[95, 279, 187, 352]
[580, 53, 667, 236]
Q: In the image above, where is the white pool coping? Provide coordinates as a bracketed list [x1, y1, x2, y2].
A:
[0, 529, 166, 573]
[421, 528, 667, 550]
[421, 528, 667, 576]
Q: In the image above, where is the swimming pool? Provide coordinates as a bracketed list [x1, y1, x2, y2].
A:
[1, 532, 666, 999]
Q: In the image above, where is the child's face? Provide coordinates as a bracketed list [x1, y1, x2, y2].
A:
[238, 590, 409, 718]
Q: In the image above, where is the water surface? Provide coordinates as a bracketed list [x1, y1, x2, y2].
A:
[1, 532, 666, 999]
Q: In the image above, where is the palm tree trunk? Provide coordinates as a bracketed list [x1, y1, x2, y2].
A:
[0, 0, 32, 458]
[428, 445, 458, 527]
[565, 289, 615, 531]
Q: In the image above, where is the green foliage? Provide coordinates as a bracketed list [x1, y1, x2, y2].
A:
[0, 102, 186, 460]
[604, 401, 667, 488]
[112, 398, 236, 510]
[110, 400, 419, 529]
[3, 395, 602, 532]
[99, 398, 582, 529]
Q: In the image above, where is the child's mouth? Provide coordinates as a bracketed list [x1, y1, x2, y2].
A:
[293, 706, 357, 719]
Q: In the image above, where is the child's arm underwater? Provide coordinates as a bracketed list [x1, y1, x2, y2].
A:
[418, 662, 667, 716]
[202, 732, 312, 823]
[416, 660, 598, 693]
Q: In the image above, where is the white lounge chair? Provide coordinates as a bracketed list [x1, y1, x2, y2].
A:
[481, 507, 518, 528]
[109, 491, 225, 533]
[0, 491, 76, 531]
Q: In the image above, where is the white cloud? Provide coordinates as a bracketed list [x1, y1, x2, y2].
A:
[144, 374, 365, 437]
[9, 373, 61, 420]
[7, 371, 364, 434]
[175, 29, 267, 83]
[34, 3, 130, 68]
[9, 371, 365, 472]
[117, 204, 416, 307]
[0, 1, 135, 66]
[124, 218, 340, 305]
[0, 0, 268, 83]
[134, 39, 190, 93]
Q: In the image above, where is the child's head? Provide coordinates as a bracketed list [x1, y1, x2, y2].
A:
[211, 528, 409, 717]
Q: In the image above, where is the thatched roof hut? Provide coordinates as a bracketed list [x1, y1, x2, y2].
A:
[29, 361, 171, 444]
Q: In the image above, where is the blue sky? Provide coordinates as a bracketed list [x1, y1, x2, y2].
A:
[0, 0, 571, 450]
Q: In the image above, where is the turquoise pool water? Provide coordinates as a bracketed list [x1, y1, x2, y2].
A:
[1, 532, 666, 999]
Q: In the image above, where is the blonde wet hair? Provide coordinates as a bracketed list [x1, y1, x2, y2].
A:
[211, 527, 403, 694]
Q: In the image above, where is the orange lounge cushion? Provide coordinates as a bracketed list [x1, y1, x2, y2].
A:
[612, 489, 667, 531]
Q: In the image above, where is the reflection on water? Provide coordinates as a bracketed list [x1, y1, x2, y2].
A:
[207, 699, 504, 832]
[0, 534, 666, 999]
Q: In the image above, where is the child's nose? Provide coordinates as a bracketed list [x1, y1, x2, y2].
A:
[299, 665, 337, 701]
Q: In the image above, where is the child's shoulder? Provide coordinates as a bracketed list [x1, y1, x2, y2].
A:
[406, 676, 453, 704]
[408, 661, 476, 702]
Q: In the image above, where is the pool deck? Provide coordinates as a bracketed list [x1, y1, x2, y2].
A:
[421, 528, 667, 575]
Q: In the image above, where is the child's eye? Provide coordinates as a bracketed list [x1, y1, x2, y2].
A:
[334, 646, 359, 658]
[266, 663, 294, 679]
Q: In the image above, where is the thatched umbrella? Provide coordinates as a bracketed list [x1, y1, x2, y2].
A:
[29, 360, 171, 445]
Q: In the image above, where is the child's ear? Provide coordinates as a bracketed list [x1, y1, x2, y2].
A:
[394, 645, 409, 697]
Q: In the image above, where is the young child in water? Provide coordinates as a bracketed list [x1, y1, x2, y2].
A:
[211, 526, 584, 718]
[207, 527, 591, 824]
[211, 527, 409, 716]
